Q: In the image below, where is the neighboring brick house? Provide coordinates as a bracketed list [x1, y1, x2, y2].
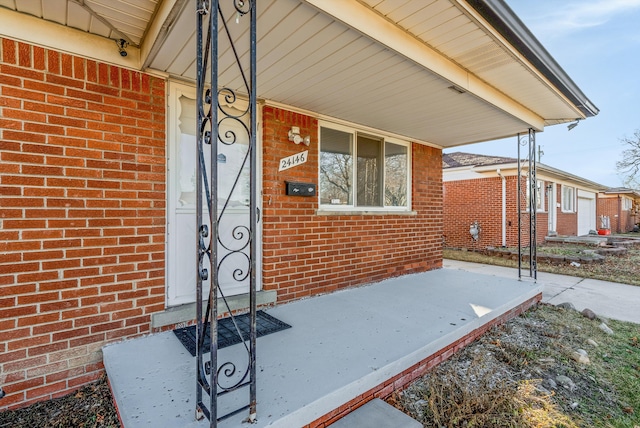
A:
[598, 188, 640, 233]
[443, 152, 606, 249]
[0, 0, 597, 410]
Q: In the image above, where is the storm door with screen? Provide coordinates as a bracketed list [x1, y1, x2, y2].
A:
[167, 83, 260, 306]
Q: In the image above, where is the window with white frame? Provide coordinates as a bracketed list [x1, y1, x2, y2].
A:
[622, 197, 632, 211]
[526, 179, 545, 211]
[562, 185, 575, 212]
[319, 124, 410, 209]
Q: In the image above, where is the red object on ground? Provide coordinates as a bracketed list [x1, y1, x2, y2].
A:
[597, 229, 611, 235]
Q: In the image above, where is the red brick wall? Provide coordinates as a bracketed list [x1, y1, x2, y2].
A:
[261, 106, 443, 303]
[552, 184, 576, 236]
[443, 177, 502, 249]
[0, 38, 166, 410]
[597, 196, 637, 233]
[443, 175, 545, 249]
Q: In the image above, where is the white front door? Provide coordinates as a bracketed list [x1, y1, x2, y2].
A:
[167, 82, 260, 306]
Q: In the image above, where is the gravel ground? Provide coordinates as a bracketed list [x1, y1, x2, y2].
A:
[0, 374, 120, 428]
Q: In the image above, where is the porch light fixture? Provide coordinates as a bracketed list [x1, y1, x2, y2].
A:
[116, 39, 128, 57]
[288, 126, 310, 146]
[567, 119, 580, 131]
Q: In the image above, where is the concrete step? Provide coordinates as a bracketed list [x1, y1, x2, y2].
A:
[328, 399, 421, 428]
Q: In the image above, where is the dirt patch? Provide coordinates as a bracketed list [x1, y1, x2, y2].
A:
[389, 304, 640, 427]
[0, 374, 120, 428]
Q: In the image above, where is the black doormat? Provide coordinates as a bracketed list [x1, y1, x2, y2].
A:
[173, 310, 291, 357]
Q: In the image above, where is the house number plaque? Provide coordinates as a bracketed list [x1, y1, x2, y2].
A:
[279, 150, 308, 171]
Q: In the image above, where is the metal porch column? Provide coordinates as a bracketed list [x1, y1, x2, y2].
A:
[517, 129, 537, 280]
[195, 0, 257, 425]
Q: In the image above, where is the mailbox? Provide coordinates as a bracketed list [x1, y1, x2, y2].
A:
[285, 181, 316, 197]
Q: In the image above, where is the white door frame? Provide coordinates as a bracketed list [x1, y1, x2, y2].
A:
[166, 81, 262, 307]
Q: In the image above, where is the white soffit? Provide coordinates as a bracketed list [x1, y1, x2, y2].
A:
[143, 0, 543, 146]
[0, 0, 158, 46]
[0, 0, 587, 147]
[357, 0, 583, 125]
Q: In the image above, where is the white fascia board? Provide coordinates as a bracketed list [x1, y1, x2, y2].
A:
[473, 162, 605, 191]
[536, 164, 607, 191]
[302, 0, 545, 131]
[443, 167, 486, 182]
[0, 7, 140, 69]
[448, 163, 605, 195]
[455, 0, 589, 121]
[473, 162, 521, 173]
[140, 0, 187, 70]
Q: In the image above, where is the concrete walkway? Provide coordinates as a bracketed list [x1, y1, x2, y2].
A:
[104, 268, 542, 428]
[444, 259, 640, 324]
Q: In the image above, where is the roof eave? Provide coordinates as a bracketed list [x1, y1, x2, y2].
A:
[466, 0, 599, 119]
[466, 162, 607, 190]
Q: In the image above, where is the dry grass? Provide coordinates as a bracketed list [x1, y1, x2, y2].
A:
[391, 304, 640, 428]
[444, 245, 640, 286]
[393, 353, 577, 428]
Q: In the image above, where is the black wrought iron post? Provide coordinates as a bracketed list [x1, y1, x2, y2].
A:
[528, 129, 537, 279]
[195, 0, 257, 425]
[517, 129, 537, 280]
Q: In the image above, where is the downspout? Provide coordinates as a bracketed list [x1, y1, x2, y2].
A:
[618, 195, 622, 233]
[497, 169, 506, 247]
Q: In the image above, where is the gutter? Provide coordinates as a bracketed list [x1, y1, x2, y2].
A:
[473, 162, 608, 191]
[466, 0, 599, 118]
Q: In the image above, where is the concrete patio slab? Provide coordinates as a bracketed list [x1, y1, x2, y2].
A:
[103, 268, 542, 427]
[327, 398, 421, 428]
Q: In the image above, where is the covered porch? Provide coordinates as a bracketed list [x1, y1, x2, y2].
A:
[103, 267, 542, 427]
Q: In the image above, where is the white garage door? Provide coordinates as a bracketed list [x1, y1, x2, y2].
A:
[577, 192, 596, 235]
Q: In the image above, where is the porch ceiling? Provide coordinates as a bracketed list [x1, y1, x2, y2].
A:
[0, 0, 595, 148]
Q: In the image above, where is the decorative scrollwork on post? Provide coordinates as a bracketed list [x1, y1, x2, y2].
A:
[195, 0, 257, 426]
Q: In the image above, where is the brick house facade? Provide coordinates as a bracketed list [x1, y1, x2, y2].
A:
[0, 0, 599, 413]
[0, 38, 444, 410]
[597, 189, 640, 233]
[261, 106, 443, 303]
[443, 152, 605, 249]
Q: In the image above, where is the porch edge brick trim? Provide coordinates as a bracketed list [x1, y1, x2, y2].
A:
[305, 292, 543, 428]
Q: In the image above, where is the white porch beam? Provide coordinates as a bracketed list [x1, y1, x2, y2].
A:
[140, 0, 189, 70]
[0, 7, 140, 69]
[301, 0, 545, 131]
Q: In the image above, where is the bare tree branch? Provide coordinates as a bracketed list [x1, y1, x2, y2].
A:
[616, 129, 640, 187]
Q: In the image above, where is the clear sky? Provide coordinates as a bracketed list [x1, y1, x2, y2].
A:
[444, 0, 640, 188]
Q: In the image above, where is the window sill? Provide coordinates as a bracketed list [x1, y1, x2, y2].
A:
[316, 209, 417, 216]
